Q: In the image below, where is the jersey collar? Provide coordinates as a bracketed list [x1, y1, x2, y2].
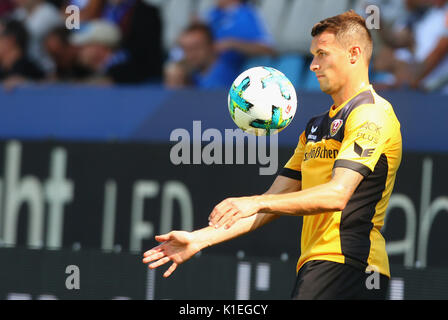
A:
[329, 84, 373, 118]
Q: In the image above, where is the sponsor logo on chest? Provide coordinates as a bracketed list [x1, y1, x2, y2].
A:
[303, 145, 339, 161]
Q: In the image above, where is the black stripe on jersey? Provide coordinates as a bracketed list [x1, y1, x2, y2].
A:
[304, 90, 375, 144]
[280, 168, 302, 180]
[333, 159, 372, 177]
[339, 153, 388, 268]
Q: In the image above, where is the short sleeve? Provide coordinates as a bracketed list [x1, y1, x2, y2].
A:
[280, 131, 306, 180]
[334, 104, 393, 177]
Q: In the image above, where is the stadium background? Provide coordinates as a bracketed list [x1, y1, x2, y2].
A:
[0, 0, 447, 300]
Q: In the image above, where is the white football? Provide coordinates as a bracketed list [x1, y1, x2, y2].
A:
[228, 66, 297, 136]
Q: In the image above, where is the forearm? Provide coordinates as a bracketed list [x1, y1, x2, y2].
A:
[192, 212, 278, 250]
[196, 175, 301, 249]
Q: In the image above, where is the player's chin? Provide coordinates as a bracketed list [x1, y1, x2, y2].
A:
[319, 83, 331, 94]
[319, 81, 336, 95]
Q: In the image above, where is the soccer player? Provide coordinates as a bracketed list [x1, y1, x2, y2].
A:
[142, 11, 402, 300]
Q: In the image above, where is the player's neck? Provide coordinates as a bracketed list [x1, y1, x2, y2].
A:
[331, 78, 370, 108]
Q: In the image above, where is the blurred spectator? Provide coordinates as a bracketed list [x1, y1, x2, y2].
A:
[71, 19, 151, 84]
[0, 19, 44, 89]
[11, 0, 63, 74]
[0, 0, 16, 18]
[372, 0, 448, 92]
[60, 0, 163, 81]
[200, 0, 276, 75]
[356, 0, 409, 25]
[355, 0, 409, 57]
[409, 0, 448, 91]
[172, 23, 237, 89]
[100, 0, 163, 81]
[44, 26, 91, 81]
[164, 60, 190, 88]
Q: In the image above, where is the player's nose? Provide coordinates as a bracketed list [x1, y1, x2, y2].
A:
[310, 58, 320, 72]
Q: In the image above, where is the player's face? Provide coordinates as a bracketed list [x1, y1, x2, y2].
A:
[309, 31, 350, 95]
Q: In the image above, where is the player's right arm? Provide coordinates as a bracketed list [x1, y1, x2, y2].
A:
[142, 131, 305, 277]
[142, 175, 301, 278]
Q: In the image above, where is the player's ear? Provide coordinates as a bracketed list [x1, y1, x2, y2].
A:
[348, 46, 362, 64]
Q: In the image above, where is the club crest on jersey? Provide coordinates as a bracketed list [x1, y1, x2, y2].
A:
[330, 119, 343, 136]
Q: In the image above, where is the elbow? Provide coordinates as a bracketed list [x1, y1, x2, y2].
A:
[333, 197, 349, 211]
[331, 185, 352, 211]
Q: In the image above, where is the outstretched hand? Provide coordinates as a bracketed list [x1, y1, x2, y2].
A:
[208, 196, 261, 230]
[142, 231, 201, 278]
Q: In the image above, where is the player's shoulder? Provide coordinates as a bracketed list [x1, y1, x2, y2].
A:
[347, 89, 398, 125]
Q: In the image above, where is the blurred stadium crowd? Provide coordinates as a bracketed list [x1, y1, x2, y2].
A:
[0, 0, 446, 93]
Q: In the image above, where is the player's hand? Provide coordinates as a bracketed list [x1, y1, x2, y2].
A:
[142, 231, 201, 278]
[208, 196, 261, 230]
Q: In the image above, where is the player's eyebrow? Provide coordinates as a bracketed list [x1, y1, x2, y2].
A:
[310, 48, 326, 56]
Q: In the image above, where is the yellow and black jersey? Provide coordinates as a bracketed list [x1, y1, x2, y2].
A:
[280, 85, 402, 278]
